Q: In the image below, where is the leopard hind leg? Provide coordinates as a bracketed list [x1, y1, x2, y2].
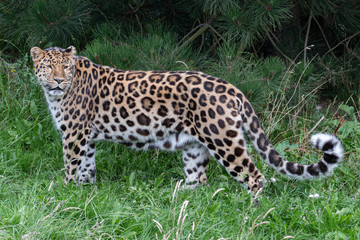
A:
[182, 143, 211, 189]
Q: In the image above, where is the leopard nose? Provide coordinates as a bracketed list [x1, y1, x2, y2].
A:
[54, 78, 64, 84]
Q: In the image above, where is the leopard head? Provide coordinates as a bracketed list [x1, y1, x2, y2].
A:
[31, 46, 77, 96]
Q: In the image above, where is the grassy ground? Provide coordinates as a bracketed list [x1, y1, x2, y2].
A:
[0, 57, 359, 240]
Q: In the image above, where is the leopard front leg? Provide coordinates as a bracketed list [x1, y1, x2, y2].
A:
[77, 142, 97, 184]
[62, 128, 97, 185]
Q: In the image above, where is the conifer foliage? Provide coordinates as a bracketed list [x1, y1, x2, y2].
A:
[0, 0, 359, 99]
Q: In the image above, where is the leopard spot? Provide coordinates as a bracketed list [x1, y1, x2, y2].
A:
[223, 160, 230, 167]
[84, 60, 90, 68]
[188, 99, 197, 110]
[226, 99, 235, 109]
[92, 68, 98, 80]
[107, 72, 115, 85]
[208, 108, 216, 119]
[216, 105, 225, 115]
[244, 101, 253, 117]
[200, 110, 207, 122]
[225, 117, 234, 125]
[167, 74, 181, 85]
[162, 118, 175, 128]
[242, 158, 249, 167]
[209, 124, 219, 134]
[157, 105, 168, 117]
[223, 138, 232, 147]
[191, 88, 200, 98]
[103, 115, 110, 123]
[176, 82, 187, 92]
[129, 135, 138, 141]
[149, 74, 164, 83]
[257, 133, 269, 151]
[100, 86, 110, 98]
[116, 74, 124, 81]
[126, 72, 146, 81]
[268, 149, 283, 167]
[185, 76, 201, 85]
[286, 162, 304, 175]
[219, 95, 227, 103]
[120, 107, 129, 119]
[234, 147, 244, 157]
[249, 163, 255, 172]
[214, 139, 224, 147]
[175, 122, 184, 132]
[203, 127, 211, 136]
[102, 100, 110, 111]
[136, 129, 150, 136]
[204, 81, 214, 92]
[215, 85, 226, 93]
[141, 97, 155, 112]
[137, 113, 151, 126]
[234, 166, 243, 173]
[227, 88, 235, 96]
[136, 142, 146, 148]
[240, 114, 247, 123]
[126, 120, 135, 127]
[207, 143, 216, 150]
[111, 107, 117, 117]
[164, 141, 172, 149]
[249, 116, 260, 133]
[128, 81, 138, 93]
[209, 96, 217, 105]
[218, 149, 225, 158]
[226, 130, 237, 138]
[156, 130, 164, 137]
[74, 145, 80, 155]
[218, 119, 225, 129]
[230, 171, 237, 177]
[199, 94, 207, 107]
[126, 96, 136, 109]
[76, 95, 82, 104]
[227, 154, 235, 162]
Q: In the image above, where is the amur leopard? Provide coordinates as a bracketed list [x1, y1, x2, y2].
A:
[31, 46, 344, 196]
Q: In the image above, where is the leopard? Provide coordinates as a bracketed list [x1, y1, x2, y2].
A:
[30, 46, 344, 197]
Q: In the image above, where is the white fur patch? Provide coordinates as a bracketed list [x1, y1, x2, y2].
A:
[310, 133, 344, 161]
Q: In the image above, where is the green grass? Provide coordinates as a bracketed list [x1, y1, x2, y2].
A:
[1, 57, 360, 240]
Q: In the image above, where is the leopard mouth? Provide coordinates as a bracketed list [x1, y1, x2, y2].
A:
[50, 86, 63, 91]
[49, 86, 64, 96]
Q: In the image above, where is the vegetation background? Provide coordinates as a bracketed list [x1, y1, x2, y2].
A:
[0, 0, 359, 239]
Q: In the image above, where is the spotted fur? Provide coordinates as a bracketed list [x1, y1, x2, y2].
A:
[31, 46, 344, 195]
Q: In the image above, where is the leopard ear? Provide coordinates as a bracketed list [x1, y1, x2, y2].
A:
[30, 47, 44, 62]
[64, 46, 77, 56]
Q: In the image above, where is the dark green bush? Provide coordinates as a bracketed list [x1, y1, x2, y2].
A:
[0, 0, 359, 101]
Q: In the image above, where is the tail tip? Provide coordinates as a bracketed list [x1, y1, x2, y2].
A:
[310, 133, 344, 159]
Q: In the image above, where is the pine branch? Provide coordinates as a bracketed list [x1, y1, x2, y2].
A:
[266, 30, 292, 62]
[303, 11, 313, 65]
[38, 10, 53, 29]
[322, 31, 360, 60]
[175, 18, 213, 53]
[312, 16, 335, 58]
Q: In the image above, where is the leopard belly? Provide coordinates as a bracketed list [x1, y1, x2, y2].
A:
[90, 121, 196, 151]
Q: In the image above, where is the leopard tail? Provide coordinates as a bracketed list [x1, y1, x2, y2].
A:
[238, 95, 344, 180]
